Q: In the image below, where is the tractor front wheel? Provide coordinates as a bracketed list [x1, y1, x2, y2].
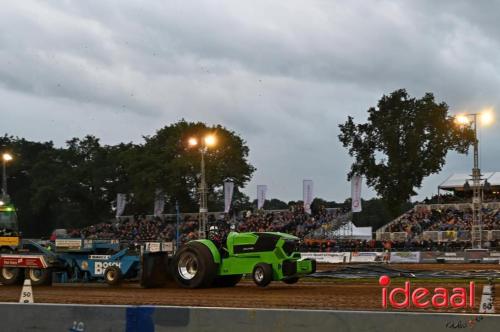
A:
[172, 242, 217, 288]
[252, 263, 273, 287]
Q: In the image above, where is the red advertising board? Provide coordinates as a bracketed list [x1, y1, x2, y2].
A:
[0, 255, 47, 268]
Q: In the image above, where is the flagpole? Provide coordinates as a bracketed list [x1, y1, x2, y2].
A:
[175, 200, 180, 250]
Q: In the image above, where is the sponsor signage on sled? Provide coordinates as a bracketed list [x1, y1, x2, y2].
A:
[379, 275, 475, 309]
[0, 255, 47, 268]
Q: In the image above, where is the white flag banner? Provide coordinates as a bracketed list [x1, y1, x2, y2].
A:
[153, 189, 165, 217]
[351, 175, 362, 213]
[303, 180, 314, 214]
[257, 185, 267, 210]
[116, 193, 127, 218]
[224, 181, 234, 213]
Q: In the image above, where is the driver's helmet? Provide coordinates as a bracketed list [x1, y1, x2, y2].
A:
[208, 225, 220, 242]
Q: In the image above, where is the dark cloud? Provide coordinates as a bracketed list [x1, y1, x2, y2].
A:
[1, 0, 499, 202]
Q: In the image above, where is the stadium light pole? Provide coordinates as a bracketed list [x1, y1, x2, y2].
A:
[188, 135, 216, 239]
[455, 110, 494, 249]
[2, 153, 13, 198]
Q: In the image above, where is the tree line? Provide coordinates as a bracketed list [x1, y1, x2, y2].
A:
[3, 89, 473, 236]
[1, 120, 255, 236]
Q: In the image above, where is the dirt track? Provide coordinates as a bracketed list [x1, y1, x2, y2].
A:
[0, 264, 498, 312]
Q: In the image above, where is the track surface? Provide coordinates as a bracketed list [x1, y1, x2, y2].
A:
[0, 264, 498, 312]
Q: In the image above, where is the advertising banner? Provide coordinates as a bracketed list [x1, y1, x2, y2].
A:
[145, 242, 161, 252]
[389, 251, 421, 263]
[420, 251, 439, 263]
[257, 185, 267, 210]
[351, 175, 362, 213]
[153, 189, 165, 217]
[465, 249, 489, 262]
[116, 193, 127, 218]
[301, 252, 351, 264]
[162, 242, 174, 252]
[303, 180, 314, 214]
[55, 239, 82, 251]
[350, 251, 381, 263]
[0, 255, 47, 268]
[436, 252, 466, 263]
[482, 251, 500, 263]
[224, 181, 234, 213]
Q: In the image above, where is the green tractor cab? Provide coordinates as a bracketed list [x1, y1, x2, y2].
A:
[171, 231, 316, 288]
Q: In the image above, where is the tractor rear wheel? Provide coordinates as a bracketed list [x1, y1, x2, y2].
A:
[104, 266, 122, 286]
[27, 268, 52, 286]
[252, 263, 273, 287]
[0, 267, 23, 285]
[212, 274, 242, 287]
[282, 277, 299, 284]
[172, 242, 217, 288]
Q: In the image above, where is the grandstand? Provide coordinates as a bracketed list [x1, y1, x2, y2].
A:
[68, 207, 344, 247]
[436, 172, 500, 202]
[374, 171, 500, 250]
[376, 203, 500, 249]
[305, 211, 372, 241]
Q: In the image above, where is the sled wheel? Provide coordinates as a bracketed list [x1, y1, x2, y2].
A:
[104, 266, 122, 286]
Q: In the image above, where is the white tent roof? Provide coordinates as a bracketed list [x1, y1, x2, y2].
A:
[332, 221, 372, 240]
[439, 172, 500, 190]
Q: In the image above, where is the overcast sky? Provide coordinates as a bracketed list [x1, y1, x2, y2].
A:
[2, 1, 500, 202]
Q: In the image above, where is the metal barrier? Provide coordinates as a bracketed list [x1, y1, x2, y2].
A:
[376, 232, 407, 241]
[0, 303, 498, 332]
[378, 230, 500, 243]
[302, 251, 500, 263]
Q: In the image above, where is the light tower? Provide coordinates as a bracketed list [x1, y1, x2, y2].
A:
[455, 110, 494, 248]
[188, 135, 216, 239]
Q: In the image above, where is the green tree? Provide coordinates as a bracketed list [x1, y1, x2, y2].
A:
[1, 121, 255, 236]
[0, 135, 56, 236]
[28, 136, 123, 230]
[338, 89, 473, 216]
[311, 198, 338, 214]
[119, 120, 255, 214]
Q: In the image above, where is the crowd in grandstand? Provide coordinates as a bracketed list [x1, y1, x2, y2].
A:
[69, 215, 199, 244]
[422, 192, 500, 204]
[302, 238, 499, 252]
[385, 207, 500, 237]
[61, 195, 500, 252]
[235, 207, 341, 238]
[67, 206, 342, 245]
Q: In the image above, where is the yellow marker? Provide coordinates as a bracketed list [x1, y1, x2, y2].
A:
[0, 237, 20, 247]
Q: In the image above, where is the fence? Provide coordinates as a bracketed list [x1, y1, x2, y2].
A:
[302, 250, 500, 263]
[377, 230, 500, 243]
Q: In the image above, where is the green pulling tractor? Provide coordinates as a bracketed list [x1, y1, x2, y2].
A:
[170, 231, 316, 288]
